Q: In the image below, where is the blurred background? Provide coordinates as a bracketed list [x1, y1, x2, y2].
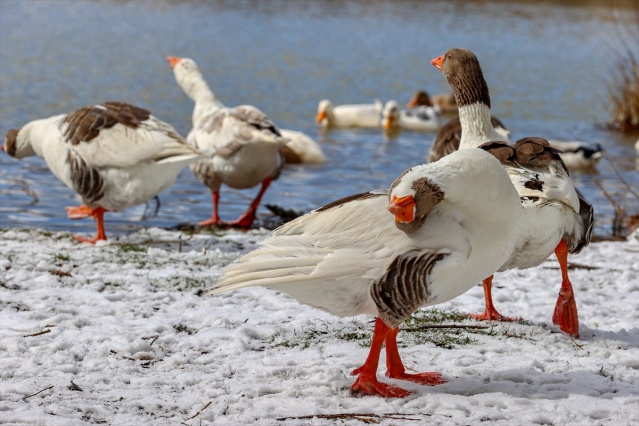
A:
[1, 0, 637, 238]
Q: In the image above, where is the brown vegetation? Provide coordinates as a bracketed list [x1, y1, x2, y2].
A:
[608, 8, 639, 133]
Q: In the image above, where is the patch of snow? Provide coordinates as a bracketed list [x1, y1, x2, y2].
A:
[0, 227, 638, 425]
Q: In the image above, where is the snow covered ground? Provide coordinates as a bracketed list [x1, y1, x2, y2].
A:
[0, 226, 638, 425]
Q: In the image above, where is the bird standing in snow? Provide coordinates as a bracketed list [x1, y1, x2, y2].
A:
[211, 147, 522, 397]
[167, 56, 288, 228]
[1, 102, 202, 243]
[431, 48, 594, 337]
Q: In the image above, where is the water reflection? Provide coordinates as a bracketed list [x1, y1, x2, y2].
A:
[0, 0, 637, 238]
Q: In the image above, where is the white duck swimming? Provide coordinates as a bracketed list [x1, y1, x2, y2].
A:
[210, 147, 522, 398]
[432, 48, 594, 337]
[316, 99, 382, 128]
[1, 102, 202, 243]
[168, 56, 288, 228]
[279, 129, 327, 164]
[382, 100, 443, 133]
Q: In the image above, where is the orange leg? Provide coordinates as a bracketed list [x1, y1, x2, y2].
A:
[227, 176, 273, 229]
[351, 318, 412, 398]
[198, 192, 222, 226]
[552, 239, 580, 338]
[385, 327, 446, 386]
[66, 206, 108, 244]
[469, 275, 519, 322]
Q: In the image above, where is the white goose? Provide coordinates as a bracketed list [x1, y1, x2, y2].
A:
[382, 100, 443, 133]
[168, 56, 288, 228]
[1, 102, 202, 243]
[316, 99, 382, 128]
[279, 129, 327, 164]
[432, 48, 594, 337]
[210, 147, 522, 398]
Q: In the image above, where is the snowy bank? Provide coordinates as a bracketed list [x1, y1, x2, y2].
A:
[0, 227, 638, 425]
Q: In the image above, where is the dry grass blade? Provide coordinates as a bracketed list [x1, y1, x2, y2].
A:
[23, 385, 54, 400]
[185, 401, 212, 421]
[593, 178, 628, 238]
[276, 413, 422, 422]
[24, 329, 51, 338]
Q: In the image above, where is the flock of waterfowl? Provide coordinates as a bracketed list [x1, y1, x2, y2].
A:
[3, 48, 598, 398]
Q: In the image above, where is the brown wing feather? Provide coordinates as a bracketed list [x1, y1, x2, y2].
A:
[371, 251, 448, 328]
[62, 102, 151, 145]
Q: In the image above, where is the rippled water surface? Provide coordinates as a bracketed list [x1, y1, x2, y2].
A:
[1, 0, 637, 237]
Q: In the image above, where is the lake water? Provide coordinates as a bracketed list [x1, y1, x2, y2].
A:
[1, 0, 637, 238]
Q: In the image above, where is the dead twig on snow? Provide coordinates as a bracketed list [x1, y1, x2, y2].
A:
[401, 324, 489, 332]
[23, 386, 54, 400]
[141, 335, 160, 346]
[277, 413, 422, 423]
[186, 401, 213, 421]
[24, 329, 51, 337]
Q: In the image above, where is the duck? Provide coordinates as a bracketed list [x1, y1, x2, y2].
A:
[428, 116, 510, 163]
[1, 102, 202, 243]
[432, 48, 594, 337]
[382, 100, 443, 133]
[430, 117, 603, 172]
[316, 99, 382, 128]
[167, 56, 288, 228]
[407, 90, 458, 114]
[210, 147, 522, 398]
[279, 129, 327, 164]
[545, 140, 603, 171]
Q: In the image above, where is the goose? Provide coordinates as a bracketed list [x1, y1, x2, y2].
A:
[167, 56, 288, 228]
[210, 147, 522, 397]
[432, 48, 594, 337]
[382, 100, 443, 133]
[316, 99, 382, 128]
[407, 90, 458, 114]
[428, 116, 510, 163]
[279, 129, 327, 164]
[1, 102, 202, 243]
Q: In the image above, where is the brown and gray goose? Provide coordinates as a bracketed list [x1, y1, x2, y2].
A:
[168, 56, 288, 228]
[407, 90, 458, 114]
[431, 48, 594, 337]
[1, 102, 202, 243]
[210, 147, 522, 398]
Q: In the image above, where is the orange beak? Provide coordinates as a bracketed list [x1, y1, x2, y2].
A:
[387, 195, 415, 223]
[383, 115, 395, 130]
[406, 99, 417, 109]
[431, 54, 444, 71]
[0, 144, 5, 152]
[316, 111, 327, 124]
[166, 56, 182, 69]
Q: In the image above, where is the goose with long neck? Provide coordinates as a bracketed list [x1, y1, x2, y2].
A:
[210, 147, 522, 398]
[1, 102, 202, 243]
[168, 56, 288, 228]
[431, 48, 594, 338]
